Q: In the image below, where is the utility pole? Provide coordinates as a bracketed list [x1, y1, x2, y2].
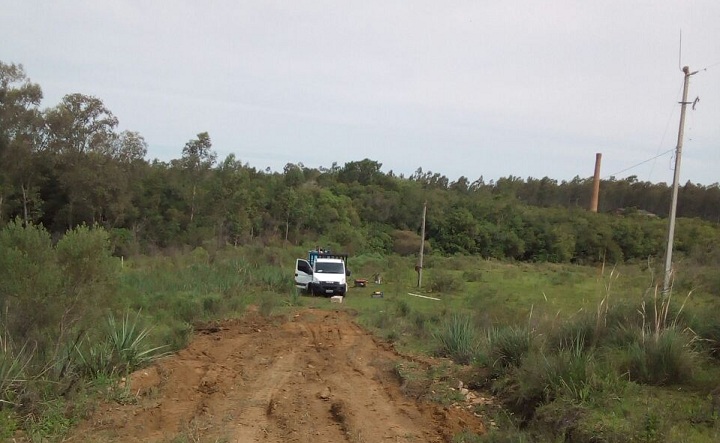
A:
[590, 153, 602, 212]
[417, 201, 427, 288]
[663, 66, 696, 294]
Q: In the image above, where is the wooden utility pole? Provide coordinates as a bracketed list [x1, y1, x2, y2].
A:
[663, 66, 696, 294]
[417, 201, 427, 288]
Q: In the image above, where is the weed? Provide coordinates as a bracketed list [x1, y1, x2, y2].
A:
[452, 430, 484, 442]
[201, 293, 223, 315]
[393, 298, 411, 317]
[25, 398, 73, 441]
[258, 295, 279, 318]
[284, 289, 304, 307]
[0, 409, 18, 439]
[639, 410, 662, 443]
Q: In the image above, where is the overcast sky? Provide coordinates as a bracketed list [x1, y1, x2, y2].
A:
[2, 1, 719, 185]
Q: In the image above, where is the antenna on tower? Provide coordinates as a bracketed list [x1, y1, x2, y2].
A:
[678, 29, 683, 72]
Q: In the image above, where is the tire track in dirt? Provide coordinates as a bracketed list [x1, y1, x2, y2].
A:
[67, 308, 485, 443]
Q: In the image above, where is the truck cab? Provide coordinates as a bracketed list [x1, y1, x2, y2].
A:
[295, 252, 350, 296]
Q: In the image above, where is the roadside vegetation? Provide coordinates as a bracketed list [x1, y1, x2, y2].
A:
[3, 220, 720, 441]
[3, 60, 720, 441]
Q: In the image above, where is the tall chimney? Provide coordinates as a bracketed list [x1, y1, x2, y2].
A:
[590, 153, 602, 212]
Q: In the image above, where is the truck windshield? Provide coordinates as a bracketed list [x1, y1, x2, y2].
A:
[315, 262, 344, 274]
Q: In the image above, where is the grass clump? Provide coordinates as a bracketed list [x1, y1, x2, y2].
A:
[75, 310, 166, 378]
[487, 325, 532, 372]
[433, 314, 481, 365]
[258, 294, 279, 318]
[0, 333, 32, 408]
[621, 328, 697, 385]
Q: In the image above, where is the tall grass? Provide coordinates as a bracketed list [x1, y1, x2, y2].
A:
[487, 325, 532, 371]
[433, 314, 480, 364]
[622, 328, 696, 385]
[0, 331, 32, 407]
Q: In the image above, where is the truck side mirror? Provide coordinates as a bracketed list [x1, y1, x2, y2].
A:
[346, 269, 351, 277]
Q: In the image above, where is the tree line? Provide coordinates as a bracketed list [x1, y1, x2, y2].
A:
[2, 60, 720, 264]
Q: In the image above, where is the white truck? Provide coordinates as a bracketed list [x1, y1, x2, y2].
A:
[295, 251, 350, 296]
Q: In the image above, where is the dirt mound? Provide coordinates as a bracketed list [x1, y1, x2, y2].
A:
[67, 309, 485, 442]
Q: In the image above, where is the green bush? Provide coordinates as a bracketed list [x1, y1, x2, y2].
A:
[0, 222, 120, 384]
[462, 269, 484, 282]
[0, 221, 61, 349]
[428, 270, 465, 293]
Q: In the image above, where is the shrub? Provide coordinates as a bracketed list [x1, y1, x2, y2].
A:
[462, 269, 484, 282]
[428, 270, 465, 293]
[0, 221, 61, 350]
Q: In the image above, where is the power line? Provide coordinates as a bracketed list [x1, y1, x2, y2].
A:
[603, 148, 675, 179]
[648, 82, 684, 180]
[699, 60, 720, 71]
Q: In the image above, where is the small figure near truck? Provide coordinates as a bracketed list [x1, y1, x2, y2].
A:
[295, 251, 350, 296]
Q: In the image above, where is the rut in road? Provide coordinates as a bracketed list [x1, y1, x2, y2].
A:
[67, 308, 485, 442]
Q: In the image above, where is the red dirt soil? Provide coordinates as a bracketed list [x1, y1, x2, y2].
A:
[67, 309, 485, 442]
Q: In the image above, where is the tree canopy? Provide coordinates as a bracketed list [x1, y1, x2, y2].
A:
[2, 60, 720, 263]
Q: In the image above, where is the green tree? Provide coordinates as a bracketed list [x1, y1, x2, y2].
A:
[180, 132, 216, 224]
[0, 62, 45, 225]
[44, 94, 120, 227]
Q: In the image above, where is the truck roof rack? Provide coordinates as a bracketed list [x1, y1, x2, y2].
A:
[308, 251, 348, 267]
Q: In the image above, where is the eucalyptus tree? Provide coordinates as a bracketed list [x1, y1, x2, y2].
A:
[44, 93, 120, 227]
[180, 132, 216, 223]
[0, 61, 45, 225]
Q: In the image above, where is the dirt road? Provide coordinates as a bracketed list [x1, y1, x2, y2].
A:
[68, 308, 485, 442]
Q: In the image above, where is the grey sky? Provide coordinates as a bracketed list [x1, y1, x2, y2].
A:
[2, 1, 719, 184]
